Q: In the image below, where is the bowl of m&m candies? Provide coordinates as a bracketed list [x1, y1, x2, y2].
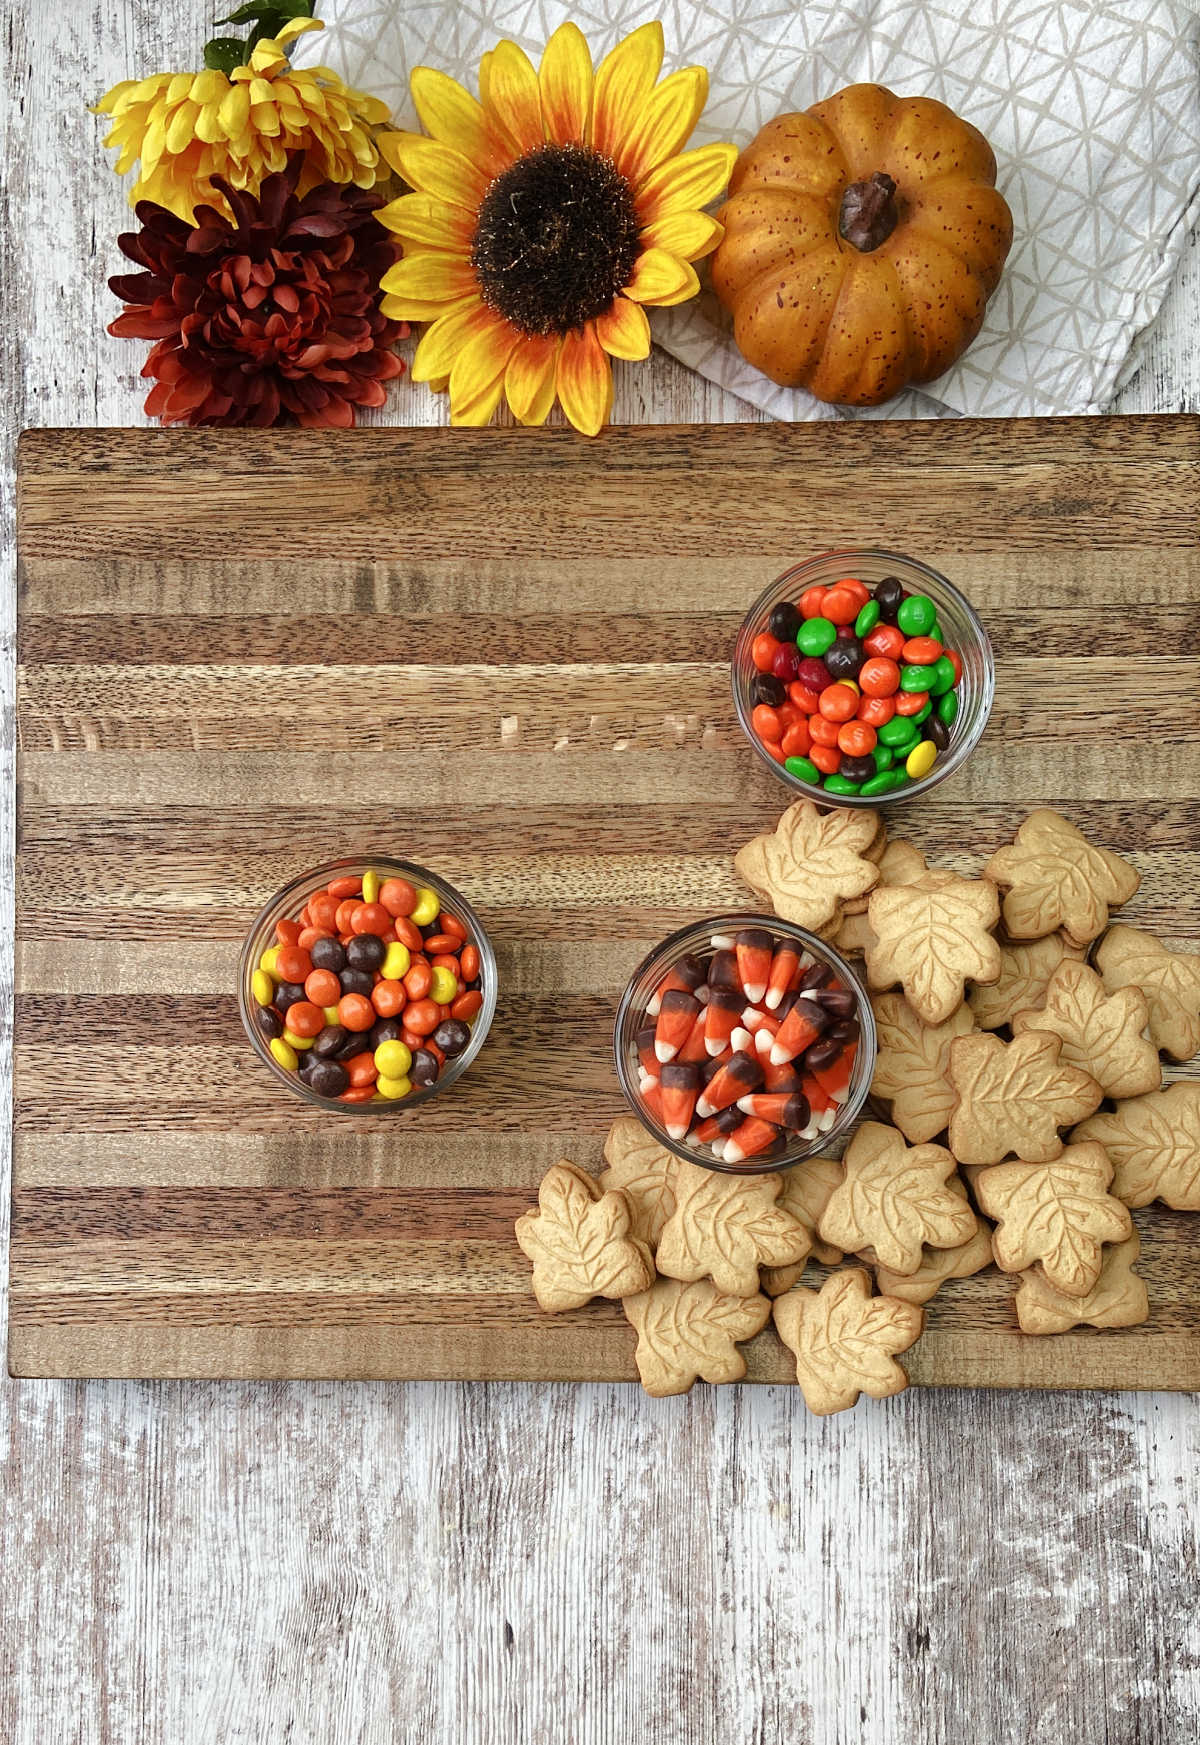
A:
[613, 916, 876, 1174]
[239, 859, 496, 1112]
[732, 550, 994, 803]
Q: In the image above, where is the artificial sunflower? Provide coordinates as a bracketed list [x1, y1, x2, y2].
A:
[95, 18, 389, 222]
[376, 21, 737, 435]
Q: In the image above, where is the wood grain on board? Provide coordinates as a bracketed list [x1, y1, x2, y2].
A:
[11, 416, 1200, 1385]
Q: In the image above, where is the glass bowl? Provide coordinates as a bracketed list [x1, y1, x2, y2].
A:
[613, 914, 876, 1174]
[238, 856, 497, 1115]
[732, 549, 994, 806]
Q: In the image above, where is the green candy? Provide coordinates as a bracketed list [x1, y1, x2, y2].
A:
[910, 700, 932, 724]
[897, 594, 936, 636]
[878, 715, 920, 748]
[937, 690, 960, 726]
[822, 773, 862, 795]
[930, 619, 945, 644]
[854, 600, 880, 637]
[785, 755, 820, 784]
[927, 654, 958, 695]
[871, 744, 895, 771]
[796, 616, 837, 656]
[860, 769, 910, 797]
[900, 664, 933, 692]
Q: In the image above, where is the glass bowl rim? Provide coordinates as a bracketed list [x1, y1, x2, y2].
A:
[237, 854, 498, 1116]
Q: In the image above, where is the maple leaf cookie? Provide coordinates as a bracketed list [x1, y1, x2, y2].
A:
[1095, 926, 1200, 1062]
[866, 870, 1001, 1025]
[599, 1115, 687, 1250]
[967, 932, 1088, 1031]
[760, 1156, 846, 1295]
[623, 1278, 771, 1396]
[870, 991, 977, 1144]
[1073, 1082, 1200, 1210]
[655, 1155, 811, 1298]
[817, 1121, 978, 1276]
[984, 809, 1139, 945]
[772, 1268, 924, 1415]
[974, 1141, 1131, 1298]
[1014, 1231, 1148, 1335]
[946, 1030, 1102, 1166]
[734, 801, 881, 932]
[1011, 959, 1161, 1101]
[515, 1161, 654, 1313]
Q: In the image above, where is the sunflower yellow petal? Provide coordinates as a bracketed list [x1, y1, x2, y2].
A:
[505, 333, 561, 424]
[636, 142, 738, 225]
[639, 210, 724, 260]
[413, 298, 503, 382]
[378, 130, 489, 211]
[616, 66, 708, 186]
[591, 21, 663, 163]
[410, 65, 510, 177]
[377, 191, 475, 251]
[538, 22, 592, 146]
[556, 323, 613, 437]
[449, 316, 521, 426]
[217, 82, 251, 138]
[482, 40, 543, 156]
[380, 252, 480, 310]
[622, 246, 700, 307]
[593, 296, 651, 360]
[276, 16, 323, 46]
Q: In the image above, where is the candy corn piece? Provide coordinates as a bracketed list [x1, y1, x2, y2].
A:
[708, 948, 739, 990]
[735, 929, 773, 1005]
[687, 1106, 743, 1146]
[660, 1061, 701, 1139]
[646, 954, 705, 1017]
[764, 944, 801, 1010]
[695, 1050, 763, 1118]
[735, 1091, 811, 1130]
[801, 1076, 837, 1115]
[762, 1058, 805, 1093]
[704, 989, 743, 1056]
[730, 1025, 754, 1054]
[769, 1000, 828, 1066]
[677, 1004, 710, 1064]
[640, 1078, 666, 1124]
[636, 1024, 658, 1076]
[655, 988, 701, 1062]
[810, 1044, 856, 1104]
[722, 1116, 779, 1164]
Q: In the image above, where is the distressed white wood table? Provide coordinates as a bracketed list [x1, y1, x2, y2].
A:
[2, 4, 1198, 1741]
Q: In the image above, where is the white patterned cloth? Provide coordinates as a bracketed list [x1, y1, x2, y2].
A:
[297, 0, 1200, 420]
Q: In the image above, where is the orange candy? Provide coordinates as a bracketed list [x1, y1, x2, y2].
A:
[393, 917, 424, 952]
[335, 898, 359, 933]
[285, 1000, 325, 1038]
[296, 926, 333, 951]
[799, 585, 828, 619]
[451, 989, 483, 1021]
[809, 743, 841, 775]
[751, 632, 782, 671]
[902, 635, 942, 665]
[308, 891, 340, 931]
[863, 623, 905, 660]
[350, 901, 391, 936]
[837, 720, 877, 757]
[371, 979, 407, 1017]
[859, 657, 900, 697]
[338, 992, 376, 1032]
[780, 719, 811, 759]
[817, 682, 858, 723]
[788, 681, 822, 714]
[275, 944, 312, 984]
[460, 943, 480, 981]
[403, 959, 432, 1000]
[344, 1051, 379, 1089]
[379, 877, 417, 917]
[328, 876, 362, 900]
[338, 1085, 376, 1104]
[440, 912, 468, 942]
[751, 703, 783, 743]
[837, 578, 870, 609]
[809, 714, 841, 747]
[821, 586, 859, 626]
[403, 998, 441, 1036]
[275, 917, 301, 947]
[857, 694, 896, 727]
[895, 689, 930, 716]
[303, 968, 341, 1008]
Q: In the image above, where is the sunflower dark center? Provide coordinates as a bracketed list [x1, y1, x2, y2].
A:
[471, 142, 641, 336]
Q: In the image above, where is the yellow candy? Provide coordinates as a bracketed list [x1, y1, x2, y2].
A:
[381, 941, 411, 980]
[259, 945, 280, 978]
[374, 1039, 412, 1079]
[430, 966, 458, 1005]
[251, 969, 274, 1006]
[835, 679, 861, 696]
[323, 1005, 342, 1026]
[283, 1028, 314, 1051]
[905, 739, 938, 780]
[376, 1073, 412, 1100]
[362, 868, 380, 904]
[269, 1037, 298, 1072]
[410, 885, 440, 927]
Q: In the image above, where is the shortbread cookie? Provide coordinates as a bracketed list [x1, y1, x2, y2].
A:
[974, 1141, 1131, 1298]
[967, 932, 1088, 1031]
[984, 809, 1140, 945]
[772, 1268, 924, 1415]
[515, 1161, 654, 1312]
[655, 1156, 811, 1297]
[946, 1030, 1102, 1166]
[1095, 926, 1200, 1062]
[835, 839, 928, 956]
[818, 1121, 977, 1275]
[761, 1156, 845, 1295]
[866, 871, 1001, 1025]
[870, 992, 977, 1143]
[734, 801, 881, 933]
[623, 1278, 771, 1396]
[1011, 960, 1161, 1101]
[872, 1211, 994, 1306]
[1014, 1231, 1148, 1335]
[599, 1115, 686, 1249]
[1073, 1082, 1200, 1210]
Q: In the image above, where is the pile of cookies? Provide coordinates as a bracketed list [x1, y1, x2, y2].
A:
[514, 803, 1199, 1410]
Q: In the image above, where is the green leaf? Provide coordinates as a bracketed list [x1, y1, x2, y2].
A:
[203, 37, 248, 73]
[217, 0, 313, 22]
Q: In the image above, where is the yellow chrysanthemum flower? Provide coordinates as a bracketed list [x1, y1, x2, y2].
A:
[376, 21, 737, 435]
[94, 18, 390, 222]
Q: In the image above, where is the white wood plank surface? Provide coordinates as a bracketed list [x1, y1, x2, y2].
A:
[2, 4, 1198, 1741]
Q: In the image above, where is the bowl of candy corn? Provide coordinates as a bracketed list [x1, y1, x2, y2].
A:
[732, 550, 994, 804]
[613, 916, 876, 1173]
[239, 858, 497, 1112]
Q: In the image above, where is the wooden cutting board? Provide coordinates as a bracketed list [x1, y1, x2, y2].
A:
[12, 417, 1200, 1388]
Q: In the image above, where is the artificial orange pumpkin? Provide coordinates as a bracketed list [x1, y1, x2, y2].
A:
[711, 84, 1013, 405]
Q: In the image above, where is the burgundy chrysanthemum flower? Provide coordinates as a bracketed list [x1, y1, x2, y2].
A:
[108, 159, 409, 428]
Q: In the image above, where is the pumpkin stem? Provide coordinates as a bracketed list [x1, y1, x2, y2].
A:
[838, 172, 898, 252]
